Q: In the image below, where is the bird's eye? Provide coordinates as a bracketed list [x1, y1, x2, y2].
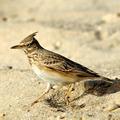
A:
[27, 44, 31, 48]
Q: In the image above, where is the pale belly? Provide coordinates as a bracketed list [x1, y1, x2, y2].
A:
[32, 65, 74, 85]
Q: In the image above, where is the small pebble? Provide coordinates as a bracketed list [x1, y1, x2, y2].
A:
[3, 65, 13, 70]
[54, 41, 62, 50]
[2, 113, 6, 117]
[7, 66, 13, 69]
[94, 29, 102, 40]
[2, 17, 7, 22]
[57, 113, 66, 120]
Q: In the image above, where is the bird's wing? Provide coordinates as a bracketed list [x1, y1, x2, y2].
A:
[41, 54, 100, 78]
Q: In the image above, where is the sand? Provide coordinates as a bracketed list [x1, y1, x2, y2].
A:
[0, 0, 120, 119]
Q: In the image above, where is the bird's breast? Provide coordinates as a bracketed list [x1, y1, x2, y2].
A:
[31, 64, 75, 85]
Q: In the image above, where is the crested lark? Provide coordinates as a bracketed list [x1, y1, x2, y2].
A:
[11, 32, 113, 106]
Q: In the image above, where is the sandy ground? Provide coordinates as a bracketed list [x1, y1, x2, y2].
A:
[0, 0, 120, 120]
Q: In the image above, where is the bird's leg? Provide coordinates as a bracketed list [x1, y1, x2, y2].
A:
[65, 84, 75, 105]
[31, 83, 52, 106]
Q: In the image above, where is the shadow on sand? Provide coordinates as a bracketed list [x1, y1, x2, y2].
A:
[45, 78, 120, 111]
[72, 78, 120, 102]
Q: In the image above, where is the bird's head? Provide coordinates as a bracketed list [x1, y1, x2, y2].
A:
[11, 32, 43, 53]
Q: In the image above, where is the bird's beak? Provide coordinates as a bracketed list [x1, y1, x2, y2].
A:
[10, 45, 24, 49]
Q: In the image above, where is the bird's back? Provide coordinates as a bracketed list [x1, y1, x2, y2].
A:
[36, 49, 101, 78]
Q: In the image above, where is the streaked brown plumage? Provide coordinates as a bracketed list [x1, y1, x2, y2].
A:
[11, 32, 113, 106]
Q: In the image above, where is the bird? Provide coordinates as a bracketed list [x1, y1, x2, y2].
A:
[11, 32, 113, 106]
